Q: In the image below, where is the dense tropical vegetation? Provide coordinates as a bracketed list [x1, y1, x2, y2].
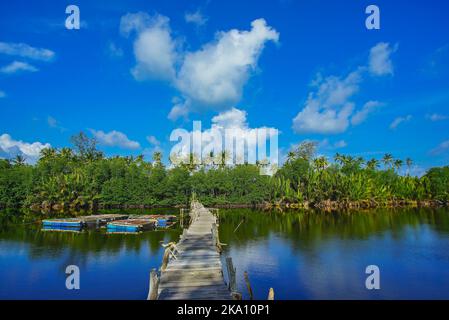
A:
[0, 133, 448, 211]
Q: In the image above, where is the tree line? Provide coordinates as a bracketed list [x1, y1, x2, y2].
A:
[0, 133, 448, 211]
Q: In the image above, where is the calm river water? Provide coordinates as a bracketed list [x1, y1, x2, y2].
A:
[0, 207, 448, 299]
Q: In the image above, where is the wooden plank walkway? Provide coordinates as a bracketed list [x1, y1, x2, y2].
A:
[152, 201, 233, 300]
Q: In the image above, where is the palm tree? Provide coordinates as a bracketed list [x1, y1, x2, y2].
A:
[334, 153, 344, 165]
[382, 153, 393, 170]
[60, 147, 73, 160]
[287, 151, 296, 163]
[219, 151, 228, 169]
[313, 156, 328, 171]
[40, 147, 57, 161]
[152, 151, 162, 165]
[12, 154, 26, 166]
[366, 158, 380, 170]
[405, 158, 413, 175]
[393, 159, 403, 173]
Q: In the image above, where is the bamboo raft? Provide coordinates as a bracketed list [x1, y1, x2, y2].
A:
[42, 214, 128, 228]
[149, 201, 235, 300]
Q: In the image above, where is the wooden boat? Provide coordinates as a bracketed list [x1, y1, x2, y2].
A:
[41, 225, 83, 233]
[107, 219, 157, 233]
[42, 218, 83, 228]
[42, 214, 128, 229]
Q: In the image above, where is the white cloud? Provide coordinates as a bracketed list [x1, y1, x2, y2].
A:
[0, 133, 51, 163]
[318, 138, 347, 150]
[121, 13, 279, 119]
[389, 115, 412, 129]
[90, 130, 141, 150]
[430, 140, 449, 156]
[292, 42, 396, 134]
[351, 100, 383, 125]
[175, 18, 279, 115]
[120, 12, 178, 81]
[211, 107, 247, 129]
[185, 10, 208, 26]
[369, 42, 396, 76]
[0, 42, 55, 61]
[47, 116, 66, 132]
[146, 135, 160, 146]
[0, 61, 38, 74]
[333, 140, 347, 148]
[108, 42, 123, 58]
[0, 90, 5, 98]
[292, 70, 361, 134]
[426, 113, 448, 121]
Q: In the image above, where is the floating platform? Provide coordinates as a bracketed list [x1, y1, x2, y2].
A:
[41, 225, 83, 233]
[107, 219, 157, 233]
[42, 214, 128, 229]
[129, 215, 177, 228]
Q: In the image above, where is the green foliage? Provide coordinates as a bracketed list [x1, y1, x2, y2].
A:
[0, 133, 447, 209]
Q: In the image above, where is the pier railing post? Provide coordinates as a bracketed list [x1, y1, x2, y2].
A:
[147, 268, 159, 300]
[268, 288, 275, 300]
[161, 246, 171, 271]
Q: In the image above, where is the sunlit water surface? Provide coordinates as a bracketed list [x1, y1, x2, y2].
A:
[0, 207, 448, 299]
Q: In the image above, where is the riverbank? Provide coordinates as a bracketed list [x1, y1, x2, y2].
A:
[8, 198, 446, 214]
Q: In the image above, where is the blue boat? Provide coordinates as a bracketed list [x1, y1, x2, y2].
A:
[106, 219, 156, 233]
[42, 218, 83, 228]
[42, 225, 82, 232]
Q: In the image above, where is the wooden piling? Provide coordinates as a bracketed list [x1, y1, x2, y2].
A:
[244, 271, 254, 300]
[226, 256, 237, 293]
[161, 246, 171, 271]
[148, 269, 159, 300]
[268, 288, 275, 300]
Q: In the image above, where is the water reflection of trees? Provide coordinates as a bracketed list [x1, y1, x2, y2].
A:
[0, 209, 182, 261]
[219, 208, 449, 251]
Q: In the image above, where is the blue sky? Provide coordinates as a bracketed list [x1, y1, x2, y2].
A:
[0, 0, 448, 175]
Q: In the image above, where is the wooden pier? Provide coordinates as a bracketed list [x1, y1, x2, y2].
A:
[150, 201, 235, 300]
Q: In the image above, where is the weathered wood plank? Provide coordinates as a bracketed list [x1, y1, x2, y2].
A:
[155, 201, 232, 300]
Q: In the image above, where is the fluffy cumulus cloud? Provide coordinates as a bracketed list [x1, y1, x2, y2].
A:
[175, 19, 279, 112]
[0, 61, 38, 74]
[389, 115, 412, 129]
[292, 42, 395, 135]
[120, 13, 178, 81]
[369, 42, 397, 76]
[90, 130, 141, 150]
[351, 100, 383, 125]
[184, 10, 208, 26]
[0, 133, 51, 163]
[292, 70, 361, 134]
[121, 13, 279, 119]
[0, 42, 55, 61]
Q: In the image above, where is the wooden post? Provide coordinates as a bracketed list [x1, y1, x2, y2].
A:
[244, 271, 254, 300]
[268, 288, 275, 300]
[161, 246, 171, 271]
[226, 257, 236, 292]
[147, 269, 159, 300]
[180, 208, 183, 228]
